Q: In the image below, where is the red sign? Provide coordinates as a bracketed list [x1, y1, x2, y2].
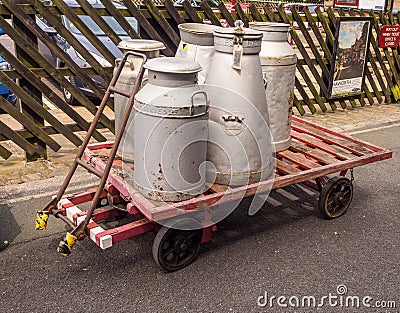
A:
[379, 25, 400, 48]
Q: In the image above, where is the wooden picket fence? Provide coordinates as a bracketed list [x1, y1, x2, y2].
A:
[0, 0, 399, 161]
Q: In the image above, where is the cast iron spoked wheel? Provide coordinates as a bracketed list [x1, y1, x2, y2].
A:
[63, 76, 79, 105]
[152, 218, 203, 272]
[318, 177, 353, 219]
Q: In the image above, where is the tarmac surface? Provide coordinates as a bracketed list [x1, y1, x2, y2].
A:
[0, 104, 399, 312]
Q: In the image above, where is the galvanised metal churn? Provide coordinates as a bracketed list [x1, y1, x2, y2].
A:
[250, 22, 297, 152]
[114, 39, 165, 161]
[175, 23, 222, 84]
[205, 21, 274, 186]
[133, 57, 209, 202]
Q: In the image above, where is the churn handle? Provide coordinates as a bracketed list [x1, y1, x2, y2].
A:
[190, 90, 209, 116]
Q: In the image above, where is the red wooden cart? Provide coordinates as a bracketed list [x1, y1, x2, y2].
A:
[47, 116, 392, 271]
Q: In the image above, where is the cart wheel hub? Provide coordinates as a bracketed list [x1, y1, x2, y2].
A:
[176, 239, 188, 252]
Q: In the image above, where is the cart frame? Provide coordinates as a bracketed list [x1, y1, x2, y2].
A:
[51, 116, 392, 270]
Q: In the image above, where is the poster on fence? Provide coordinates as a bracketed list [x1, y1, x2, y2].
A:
[328, 17, 373, 98]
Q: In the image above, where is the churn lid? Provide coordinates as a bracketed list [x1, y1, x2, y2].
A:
[178, 23, 222, 46]
[117, 39, 166, 51]
[144, 57, 202, 74]
[249, 22, 290, 32]
[213, 20, 263, 54]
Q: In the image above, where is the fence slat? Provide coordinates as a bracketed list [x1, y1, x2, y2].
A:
[23, 0, 115, 113]
[0, 97, 61, 152]
[234, 3, 249, 27]
[218, 2, 236, 27]
[76, 0, 122, 46]
[164, 0, 185, 25]
[0, 144, 12, 160]
[0, 44, 107, 142]
[249, 3, 264, 22]
[200, 0, 222, 26]
[121, 0, 175, 56]
[143, 0, 181, 47]
[99, 0, 140, 40]
[263, 5, 277, 22]
[182, 0, 202, 23]
[0, 120, 37, 156]
[47, 0, 115, 75]
[0, 70, 82, 147]
[0, 14, 109, 134]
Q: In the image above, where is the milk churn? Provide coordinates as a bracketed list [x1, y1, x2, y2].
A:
[133, 57, 209, 202]
[175, 23, 222, 84]
[114, 39, 165, 161]
[250, 22, 297, 152]
[205, 21, 274, 186]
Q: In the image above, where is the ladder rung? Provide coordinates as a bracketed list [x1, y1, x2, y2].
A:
[109, 86, 131, 98]
[76, 158, 103, 178]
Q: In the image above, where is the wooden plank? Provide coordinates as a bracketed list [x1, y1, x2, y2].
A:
[294, 76, 317, 114]
[293, 94, 306, 116]
[218, 2, 236, 27]
[0, 70, 82, 147]
[275, 159, 301, 175]
[360, 10, 393, 102]
[292, 8, 330, 84]
[0, 15, 112, 137]
[291, 130, 354, 160]
[366, 51, 386, 103]
[18, 0, 115, 115]
[98, 0, 140, 40]
[0, 120, 37, 155]
[263, 5, 277, 22]
[200, 0, 222, 26]
[121, 0, 175, 56]
[277, 149, 321, 169]
[76, 0, 122, 46]
[292, 123, 373, 156]
[0, 96, 61, 152]
[290, 140, 339, 164]
[295, 63, 328, 112]
[234, 3, 249, 27]
[276, 6, 328, 112]
[53, 0, 115, 64]
[249, 3, 264, 22]
[164, 0, 185, 25]
[143, 0, 181, 47]
[0, 43, 106, 142]
[0, 143, 12, 160]
[182, 0, 202, 23]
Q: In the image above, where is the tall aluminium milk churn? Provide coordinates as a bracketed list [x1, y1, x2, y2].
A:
[205, 21, 274, 186]
[175, 23, 222, 84]
[133, 57, 209, 201]
[114, 39, 165, 161]
[250, 22, 297, 152]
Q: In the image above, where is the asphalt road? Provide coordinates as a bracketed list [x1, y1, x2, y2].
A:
[0, 125, 399, 313]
